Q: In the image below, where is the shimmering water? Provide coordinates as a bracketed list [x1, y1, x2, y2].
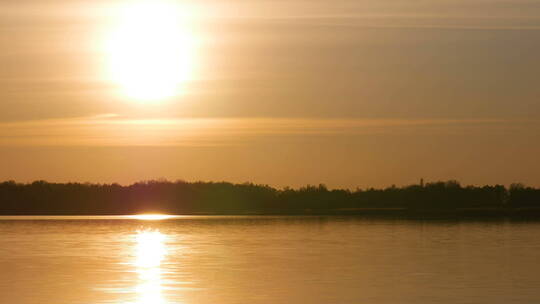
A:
[1, 216, 540, 304]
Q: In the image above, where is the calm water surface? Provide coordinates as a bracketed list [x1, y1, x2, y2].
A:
[1, 216, 539, 304]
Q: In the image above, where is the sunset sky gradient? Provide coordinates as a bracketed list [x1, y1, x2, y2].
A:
[1, 0, 540, 188]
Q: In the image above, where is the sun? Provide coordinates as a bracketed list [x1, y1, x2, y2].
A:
[106, 0, 197, 102]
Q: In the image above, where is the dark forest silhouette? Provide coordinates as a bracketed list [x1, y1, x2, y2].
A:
[1, 180, 540, 216]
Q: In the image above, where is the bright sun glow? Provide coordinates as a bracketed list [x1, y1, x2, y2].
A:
[107, 0, 197, 102]
[130, 214, 174, 220]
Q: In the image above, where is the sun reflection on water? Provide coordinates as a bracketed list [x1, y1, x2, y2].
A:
[133, 230, 167, 304]
[130, 214, 175, 221]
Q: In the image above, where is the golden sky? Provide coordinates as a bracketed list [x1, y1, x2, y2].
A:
[1, 0, 540, 188]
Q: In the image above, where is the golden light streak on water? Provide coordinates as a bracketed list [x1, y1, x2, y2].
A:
[133, 230, 167, 304]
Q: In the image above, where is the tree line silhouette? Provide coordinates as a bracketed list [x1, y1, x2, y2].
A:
[0, 180, 539, 216]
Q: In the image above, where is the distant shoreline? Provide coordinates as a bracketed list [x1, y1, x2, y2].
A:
[1, 180, 539, 217]
[2, 210, 540, 217]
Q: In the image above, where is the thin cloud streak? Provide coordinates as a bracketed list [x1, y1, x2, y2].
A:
[0, 115, 525, 147]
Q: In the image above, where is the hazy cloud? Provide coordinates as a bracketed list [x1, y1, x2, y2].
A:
[0, 114, 523, 147]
